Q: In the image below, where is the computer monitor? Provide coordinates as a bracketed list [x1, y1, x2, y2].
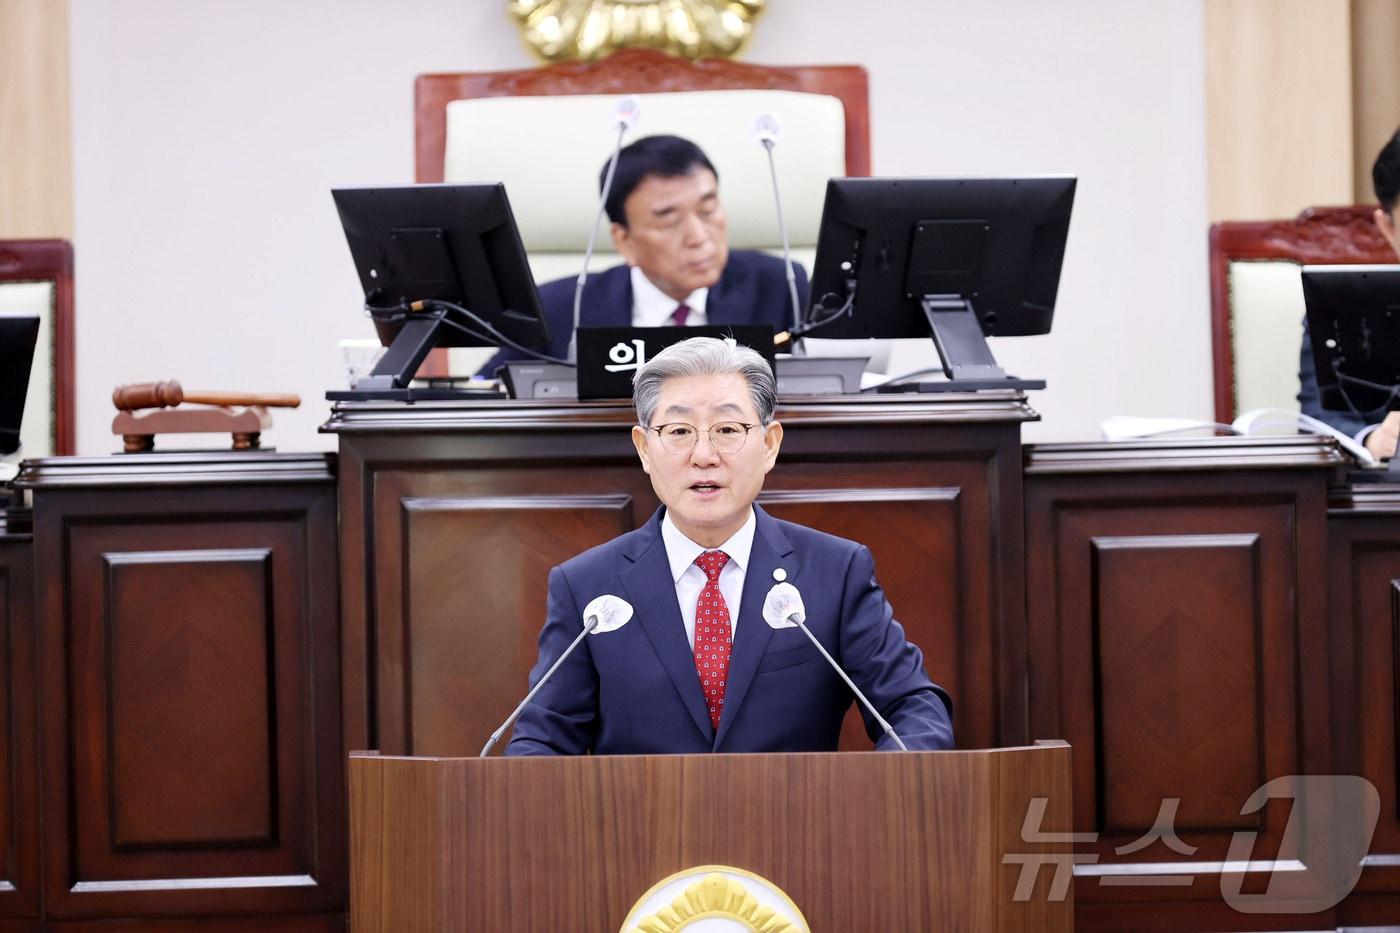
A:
[332, 183, 549, 393]
[805, 176, 1076, 391]
[1301, 264, 1400, 416]
[0, 313, 41, 456]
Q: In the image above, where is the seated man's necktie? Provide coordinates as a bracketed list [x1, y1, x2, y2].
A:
[670, 303, 691, 327]
[693, 550, 732, 730]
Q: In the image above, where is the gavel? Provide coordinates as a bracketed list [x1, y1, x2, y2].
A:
[113, 380, 301, 412]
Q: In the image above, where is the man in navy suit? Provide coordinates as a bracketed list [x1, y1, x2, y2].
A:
[479, 135, 807, 373]
[506, 337, 953, 755]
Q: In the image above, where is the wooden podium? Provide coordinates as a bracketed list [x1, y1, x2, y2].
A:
[349, 743, 1073, 931]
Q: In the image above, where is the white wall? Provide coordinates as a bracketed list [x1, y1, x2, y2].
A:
[70, 0, 1208, 452]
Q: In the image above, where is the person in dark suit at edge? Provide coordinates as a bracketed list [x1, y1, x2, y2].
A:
[506, 336, 953, 755]
[478, 135, 808, 373]
[1299, 127, 1400, 457]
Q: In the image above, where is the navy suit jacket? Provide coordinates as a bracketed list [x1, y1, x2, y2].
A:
[505, 505, 954, 755]
[479, 250, 808, 374]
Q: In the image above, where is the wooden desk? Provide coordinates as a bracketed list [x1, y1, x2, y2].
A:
[1327, 481, 1400, 927]
[325, 392, 1036, 757]
[14, 407, 1400, 930]
[0, 509, 39, 931]
[1025, 436, 1345, 931]
[14, 452, 344, 930]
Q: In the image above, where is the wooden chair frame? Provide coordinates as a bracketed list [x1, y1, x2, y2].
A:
[0, 239, 75, 455]
[1208, 206, 1393, 424]
[410, 50, 869, 377]
[414, 48, 871, 184]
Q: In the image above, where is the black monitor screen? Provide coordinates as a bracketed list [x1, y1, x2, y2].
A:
[806, 176, 1076, 340]
[1302, 264, 1400, 414]
[0, 313, 40, 456]
[332, 183, 549, 350]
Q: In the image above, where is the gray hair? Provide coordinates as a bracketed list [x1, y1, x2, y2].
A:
[632, 337, 777, 427]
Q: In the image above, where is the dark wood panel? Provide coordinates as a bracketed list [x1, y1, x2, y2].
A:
[365, 465, 653, 755]
[1328, 505, 1400, 919]
[48, 916, 344, 932]
[1093, 534, 1263, 834]
[1044, 502, 1301, 859]
[333, 395, 1031, 755]
[756, 487, 967, 749]
[1024, 450, 1334, 930]
[104, 550, 274, 848]
[0, 536, 39, 921]
[16, 454, 345, 924]
[68, 523, 303, 888]
[402, 495, 634, 755]
[351, 748, 1073, 932]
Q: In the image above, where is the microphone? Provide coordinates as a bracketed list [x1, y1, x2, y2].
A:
[762, 582, 909, 751]
[569, 95, 641, 361]
[749, 112, 804, 353]
[611, 94, 641, 132]
[479, 593, 634, 756]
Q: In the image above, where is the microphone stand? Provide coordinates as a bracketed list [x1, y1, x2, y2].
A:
[790, 616, 908, 751]
[760, 137, 804, 356]
[479, 615, 598, 756]
[570, 121, 628, 363]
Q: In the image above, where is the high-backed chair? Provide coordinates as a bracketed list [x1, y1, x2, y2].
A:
[413, 51, 868, 373]
[0, 239, 75, 456]
[417, 50, 869, 271]
[1209, 207, 1394, 424]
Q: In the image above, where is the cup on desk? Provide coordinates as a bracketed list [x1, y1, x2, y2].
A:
[340, 339, 386, 388]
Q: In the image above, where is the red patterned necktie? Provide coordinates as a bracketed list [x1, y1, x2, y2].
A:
[670, 303, 690, 327]
[693, 550, 732, 730]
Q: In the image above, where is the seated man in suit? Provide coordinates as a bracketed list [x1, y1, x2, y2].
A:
[1299, 127, 1400, 456]
[479, 135, 808, 373]
[506, 337, 953, 755]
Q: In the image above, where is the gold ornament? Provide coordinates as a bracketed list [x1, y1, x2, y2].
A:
[508, 0, 765, 62]
[629, 872, 798, 933]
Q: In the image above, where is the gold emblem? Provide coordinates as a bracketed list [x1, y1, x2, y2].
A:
[622, 866, 808, 932]
[508, 1, 766, 62]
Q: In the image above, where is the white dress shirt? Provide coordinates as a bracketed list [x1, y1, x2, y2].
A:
[630, 266, 709, 328]
[661, 507, 754, 649]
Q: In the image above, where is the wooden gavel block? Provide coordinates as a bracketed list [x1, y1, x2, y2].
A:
[112, 380, 300, 412]
[110, 380, 299, 452]
[112, 406, 275, 453]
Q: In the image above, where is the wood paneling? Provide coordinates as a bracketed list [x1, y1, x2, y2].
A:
[103, 549, 275, 848]
[757, 486, 968, 749]
[330, 393, 1032, 756]
[1328, 487, 1400, 923]
[1092, 533, 1263, 834]
[1025, 438, 1337, 931]
[0, 0, 72, 240]
[0, 532, 39, 925]
[400, 494, 634, 755]
[350, 746, 1074, 932]
[16, 453, 343, 926]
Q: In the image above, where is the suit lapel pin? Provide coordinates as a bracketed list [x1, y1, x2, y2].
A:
[772, 567, 787, 582]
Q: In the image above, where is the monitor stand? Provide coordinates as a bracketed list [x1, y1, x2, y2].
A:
[876, 295, 1045, 393]
[326, 305, 505, 401]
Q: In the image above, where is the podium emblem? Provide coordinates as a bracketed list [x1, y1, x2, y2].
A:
[621, 865, 808, 932]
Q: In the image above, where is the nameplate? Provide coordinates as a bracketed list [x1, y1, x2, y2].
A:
[574, 326, 777, 400]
